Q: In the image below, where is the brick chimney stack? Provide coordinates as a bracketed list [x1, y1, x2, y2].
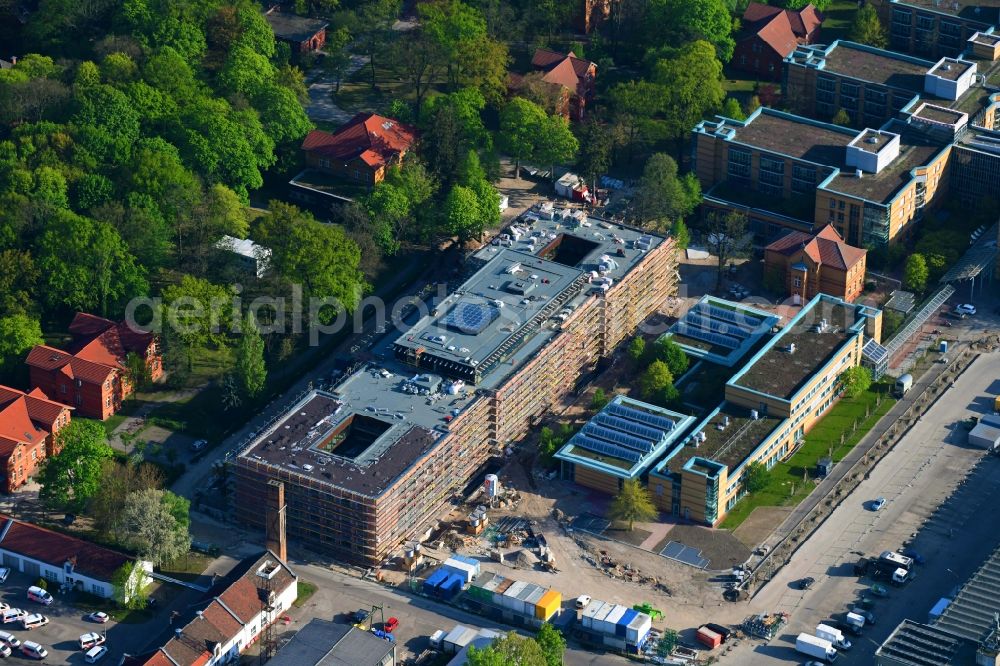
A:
[265, 480, 287, 562]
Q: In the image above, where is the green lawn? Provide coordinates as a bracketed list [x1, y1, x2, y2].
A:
[159, 551, 214, 583]
[721, 384, 895, 529]
[99, 414, 127, 436]
[294, 580, 317, 608]
[821, 0, 861, 43]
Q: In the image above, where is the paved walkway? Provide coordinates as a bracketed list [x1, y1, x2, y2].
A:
[305, 54, 368, 124]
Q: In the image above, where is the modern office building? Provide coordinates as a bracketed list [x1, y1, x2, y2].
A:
[693, 107, 952, 247]
[663, 296, 781, 367]
[648, 294, 883, 526]
[554, 395, 695, 495]
[232, 207, 678, 565]
[868, 0, 1000, 59]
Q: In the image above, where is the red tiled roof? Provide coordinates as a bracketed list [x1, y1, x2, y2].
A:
[754, 10, 798, 58]
[742, 2, 783, 25]
[541, 57, 583, 90]
[68, 313, 155, 358]
[531, 48, 595, 92]
[0, 437, 21, 458]
[765, 226, 865, 271]
[0, 515, 135, 580]
[793, 4, 823, 37]
[0, 395, 46, 449]
[301, 113, 416, 169]
[26, 345, 115, 385]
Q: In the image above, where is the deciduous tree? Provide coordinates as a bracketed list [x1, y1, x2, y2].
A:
[39, 421, 115, 512]
[235, 313, 266, 398]
[0, 314, 43, 381]
[498, 97, 547, 178]
[839, 366, 872, 399]
[609, 479, 658, 531]
[467, 633, 547, 666]
[850, 5, 887, 48]
[632, 153, 700, 228]
[112, 561, 148, 609]
[535, 624, 567, 666]
[904, 253, 928, 293]
[704, 210, 751, 292]
[743, 461, 770, 493]
[119, 488, 192, 566]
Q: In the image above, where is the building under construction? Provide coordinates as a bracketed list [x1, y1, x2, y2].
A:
[232, 207, 678, 565]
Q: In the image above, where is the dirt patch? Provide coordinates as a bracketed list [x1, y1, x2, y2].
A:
[604, 526, 653, 547]
[652, 523, 752, 571]
[731, 506, 794, 549]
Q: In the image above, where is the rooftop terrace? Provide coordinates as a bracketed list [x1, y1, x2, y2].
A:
[912, 102, 969, 125]
[731, 296, 862, 400]
[822, 42, 932, 92]
[555, 396, 695, 478]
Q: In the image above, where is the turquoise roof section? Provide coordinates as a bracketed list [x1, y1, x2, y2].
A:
[554, 395, 695, 480]
[660, 296, 781, 367]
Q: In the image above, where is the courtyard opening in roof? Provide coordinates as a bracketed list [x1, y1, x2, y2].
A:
[317, 413, 393, 459]
[538, 233, 602, 267]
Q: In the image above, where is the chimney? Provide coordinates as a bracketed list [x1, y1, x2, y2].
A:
[10, 56, 16, 65]
[196, 610, 204, 619]
[265, 480, 287, 562]
[175, 628, 182, 638]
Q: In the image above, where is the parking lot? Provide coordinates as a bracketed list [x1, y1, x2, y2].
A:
[730, 351, 1000, 664]
[0, 571, 129, 664]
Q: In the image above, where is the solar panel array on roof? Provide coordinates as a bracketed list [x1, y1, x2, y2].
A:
[674, 325, 740, 349]
[573, 434, 642, 462]
[593, 413, 664, 443]
[862, 338, 889, 364]
[440, 301, 501, 335]
[693, 303, 763, 328]
[877, 620, 963, 666]
[685, 313, 753, 339]
[607, 402, 675, 430]
[582, 423, 654, 453]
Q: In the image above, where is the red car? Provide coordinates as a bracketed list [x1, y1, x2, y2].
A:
[384, 617, 399, 633]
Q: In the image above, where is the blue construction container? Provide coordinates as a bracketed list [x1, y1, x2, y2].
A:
[617, 609, 638, 637]
[423, 568, 448, 595]
[439, 573, 464, 599]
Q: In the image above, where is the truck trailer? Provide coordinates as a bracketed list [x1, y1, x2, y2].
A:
[796, 633, 838, 662]
[816, 624, 852, 650]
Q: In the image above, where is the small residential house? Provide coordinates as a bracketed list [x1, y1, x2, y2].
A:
[764, 225, 867, 303]
[121, 551, 297, 666]
[733, 2, 823, 81]
[26, 313, 163, 421]
[300, 113, 417, 189]
[0, 386, 71, 493]
[263, 7, 328, 58]
[0, 515, 151, 598]
[525, 49, 597, 121]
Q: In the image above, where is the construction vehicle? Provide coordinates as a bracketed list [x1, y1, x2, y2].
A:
[633, 603, 663, 620]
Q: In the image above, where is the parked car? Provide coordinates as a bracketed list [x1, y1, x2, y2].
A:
[85, 611, 110, 624]
[870, 497, 887, 511]
[0, 644, 9, 658]
[851, 607, 876, 624]
[190, 439, 208, 452]
[25, 586, 52, 606]
[575, 595, 592, 609]
[0, 567, 9, 584]
[0, 630, 20, 647]
[870, 583, 889, 597]
[352, 609, 370, 625]
[798, 577, 816, 590]
[20, 641, 47, 660]
[384, 617, 399, 633]
[1, 609, 25, 624]
[80, 633, 106, 650]
[20, 614, 48, 630]
[84, 645, 109, 663]
[955, 304, 977, 316]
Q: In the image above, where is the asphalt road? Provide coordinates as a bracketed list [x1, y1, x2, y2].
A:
[286, 560, 624, 666]
[732, 351, 1000, 664]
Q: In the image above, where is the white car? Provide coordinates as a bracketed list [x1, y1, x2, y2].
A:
[575, 595, 592, 609]
[0, 644, 9, 658]
[20, 613, 48, 630]
[84, 611, 110, 624]
[85, 645, 109, 663]
[190, 439, 208, 452]
[0, 609, 25, 624]
[0, 567, 9, 584]
[955, 303, 977, 315]
[20, 641, 47, 660]
[0, 630, 19, 647]
[79, 632, 106, 650]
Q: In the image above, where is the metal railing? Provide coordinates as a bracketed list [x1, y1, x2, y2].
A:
[884, 284, 955, 358]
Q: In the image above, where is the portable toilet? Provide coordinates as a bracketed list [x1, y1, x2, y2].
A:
[816, 457, 833, 477]
[940, 340, 948, 353]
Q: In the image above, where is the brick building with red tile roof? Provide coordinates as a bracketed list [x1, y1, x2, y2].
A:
[0, 514, 150, 598]
[121, 551, 297, 666]
[0, 386, 71, 493]
[523, 48, 597, 121]
[733, 2, 824, 81]
[764, 225, 867, 302]
[300, 113, 416, 189]
[25, 313, 162, 421]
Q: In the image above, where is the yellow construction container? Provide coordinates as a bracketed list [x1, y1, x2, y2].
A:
[535, 589, 562, 621]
